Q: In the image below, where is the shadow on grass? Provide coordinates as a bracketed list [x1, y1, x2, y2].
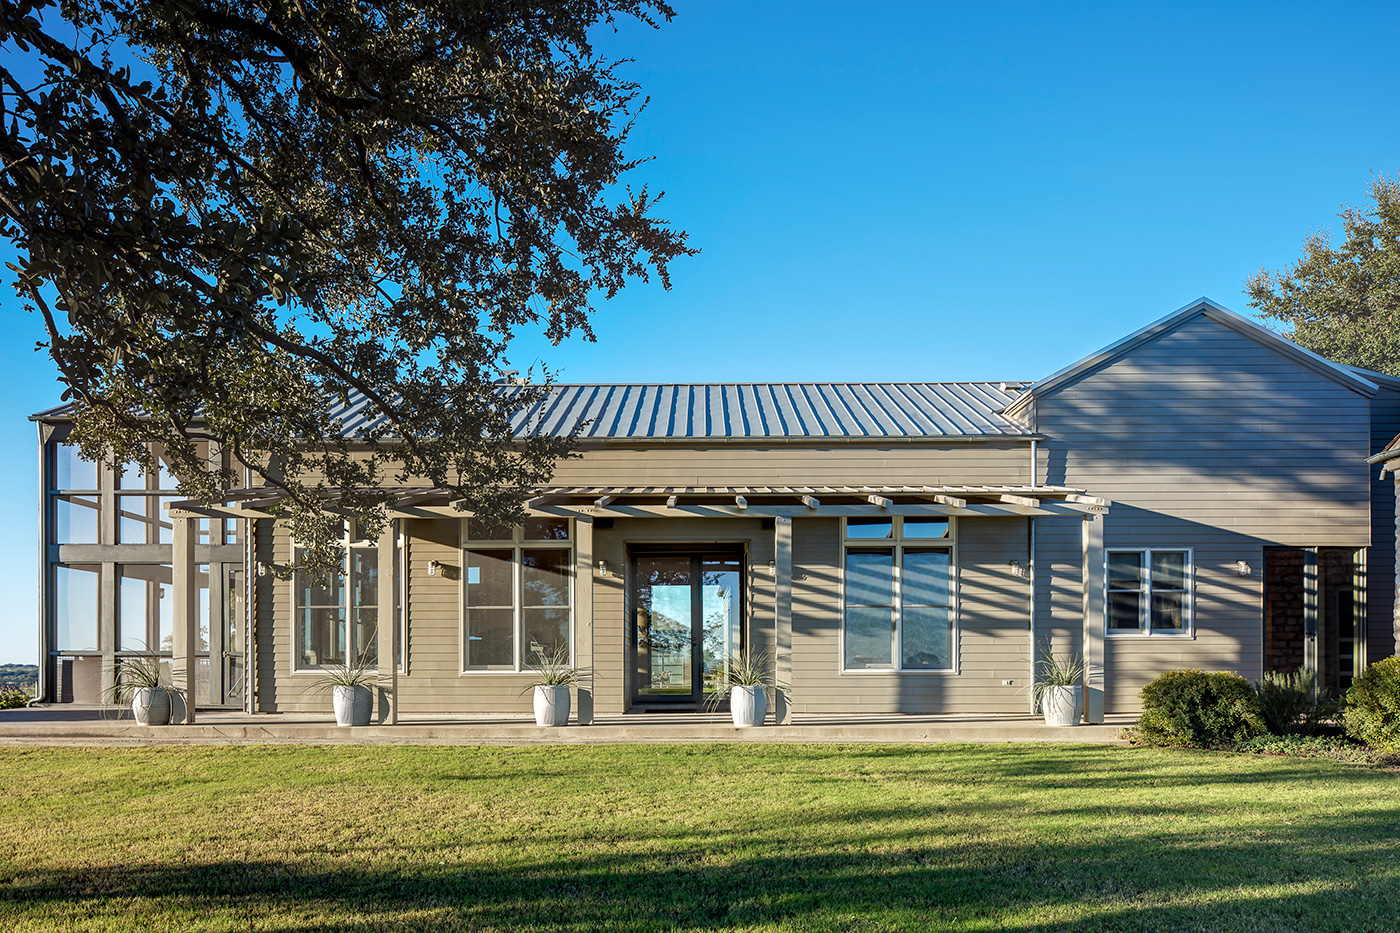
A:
[4, 802, 1399, 932]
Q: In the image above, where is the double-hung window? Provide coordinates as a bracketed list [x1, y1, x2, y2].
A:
[463, 518, 573, 671]
[294, 534, 379, 670]
[842, 517, 955, 671]
[1106, 548, 1192, 635]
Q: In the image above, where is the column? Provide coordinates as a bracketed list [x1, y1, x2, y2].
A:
[99, 459, 117, 705]
[171, 514, 198, 723]
[1303, 547, 1319, 688]
[1081, 514, 1104, 723]
[377, 521, 399, 724]
[774, 515, 793, 725]
[574, 517, 594, 725]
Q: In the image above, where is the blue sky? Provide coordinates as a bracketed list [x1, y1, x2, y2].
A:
[2, 0, 1398, 661]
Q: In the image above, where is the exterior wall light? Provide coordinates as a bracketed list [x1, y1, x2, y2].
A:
[597, 559, 608, 577]
[428, 559, 440, 577]
[1236, 560, 1253, 577]
[1008, 560, 1027, 578]
[767, 560, 776, 576]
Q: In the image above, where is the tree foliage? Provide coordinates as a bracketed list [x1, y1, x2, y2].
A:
[1247, 174, 1400, 376]
[0, 0, 691, 564]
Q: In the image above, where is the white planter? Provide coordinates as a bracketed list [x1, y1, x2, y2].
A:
[534, 684, 571, 726]
[1042, 685, 1083, 726]
[731, 685, 767, 728]
[131, 687, 171, 726]
[333, 684, 373, 726]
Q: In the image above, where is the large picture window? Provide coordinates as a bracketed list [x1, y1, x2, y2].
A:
[463, 519, 573, 671]
[294, 541, 378, 670]
[842, 517, 955, 672]
[1106, 548, 1192, 635]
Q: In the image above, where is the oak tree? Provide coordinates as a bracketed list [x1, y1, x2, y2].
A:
[0, 0, 691, 563]
[1248, 174, 1400, 376]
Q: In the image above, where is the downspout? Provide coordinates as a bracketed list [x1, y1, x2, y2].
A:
[35, 422, 48, 705]
[245, 517, 255, 714]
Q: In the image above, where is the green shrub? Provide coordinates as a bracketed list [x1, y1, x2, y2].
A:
[1253, 669, 1337, 735]
[0, 688, 30, 710]
[1136, 670, 1267, 749]
[1343, 657, 1400, 752]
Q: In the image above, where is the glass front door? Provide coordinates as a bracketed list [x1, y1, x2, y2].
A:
[632, 552, 742, 707]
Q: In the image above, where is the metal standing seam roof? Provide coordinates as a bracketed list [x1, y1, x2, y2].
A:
[32, 382, 1034, 440]
[505, 383, 1030, 440]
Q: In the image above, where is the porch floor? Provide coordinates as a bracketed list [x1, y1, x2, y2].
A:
[0, 706, 1133, 746]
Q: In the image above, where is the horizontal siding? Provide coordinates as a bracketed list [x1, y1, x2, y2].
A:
[1035, 314, 1375, 714]
[549, 443, 1032, 489]
[1368, 387, 1400, 665]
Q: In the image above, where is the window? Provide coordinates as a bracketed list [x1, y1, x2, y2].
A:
[117, 564, 174, 653]
[294, 542, 378, 670]
[463, 519, 572, 671]
[55, 564, 100, 652]
[1106, 549, 1192, 635]
[842, 517, 955, 671]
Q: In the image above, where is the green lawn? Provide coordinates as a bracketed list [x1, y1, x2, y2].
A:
[0, 744, 1396, 931]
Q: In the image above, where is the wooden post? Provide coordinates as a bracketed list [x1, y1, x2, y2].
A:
[171, 515, 198, 723]
[774, 515, 793, 725]
[377, 521, 398, 725]
[575, 517, 594, 725]
[1081, 514, 1104, 723]
[99, 459, 117, 705]
[1303, 547, 1319, 690]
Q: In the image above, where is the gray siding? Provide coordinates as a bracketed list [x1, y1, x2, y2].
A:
[1367, 385, 1400, 665]
[549, 442, 1032, 488]
[1032, 312, 1376, 713]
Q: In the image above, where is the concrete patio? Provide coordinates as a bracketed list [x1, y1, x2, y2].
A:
[0, 706, 1133, 746]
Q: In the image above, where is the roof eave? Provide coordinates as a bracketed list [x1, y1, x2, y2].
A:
[1010, 298, 1380, 407]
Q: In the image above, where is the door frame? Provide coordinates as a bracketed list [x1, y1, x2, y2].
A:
[627, 544, 748, 710]
[201, 560, 245, 709]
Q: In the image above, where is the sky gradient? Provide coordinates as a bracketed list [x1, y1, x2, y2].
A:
[3, 1, 1399, 661]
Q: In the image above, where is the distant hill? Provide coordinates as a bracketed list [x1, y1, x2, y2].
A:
[0, 664, 38, 685]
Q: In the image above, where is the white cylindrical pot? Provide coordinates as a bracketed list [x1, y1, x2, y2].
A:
[534, 684, 571, 726]
[731, 685, 767, 728]
[1042, 685, 1083, 726]
[333, 684, 373, 726]
[131, 687, 171, 726]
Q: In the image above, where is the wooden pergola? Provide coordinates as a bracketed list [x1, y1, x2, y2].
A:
[165, 484, 1112, 725]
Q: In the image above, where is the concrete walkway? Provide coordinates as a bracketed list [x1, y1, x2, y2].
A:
[0, 706, 1133, 746]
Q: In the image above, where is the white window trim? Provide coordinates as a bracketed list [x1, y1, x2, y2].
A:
[459, 519, 575, 674]
[290, 527, 385, 673]
[1104, 547, 1195, 638]
[839, 516, 958, 674]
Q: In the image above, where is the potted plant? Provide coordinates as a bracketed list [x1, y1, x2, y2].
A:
[707, 650, 772, 728]
[112, 656, 172, 725]
[313, 657, 377, 727]
[526, 646, 578, 726]
[1033, 652, 1085, 726]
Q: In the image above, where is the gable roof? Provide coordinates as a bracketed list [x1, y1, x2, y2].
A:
[1001, 297, 1380, 420]
[33, 382, 1036, 442]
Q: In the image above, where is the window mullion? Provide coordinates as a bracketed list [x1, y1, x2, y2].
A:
[893, 542, 903, 672]
[1141, 550, 1151, 635]
[513, 545, 522, 672]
